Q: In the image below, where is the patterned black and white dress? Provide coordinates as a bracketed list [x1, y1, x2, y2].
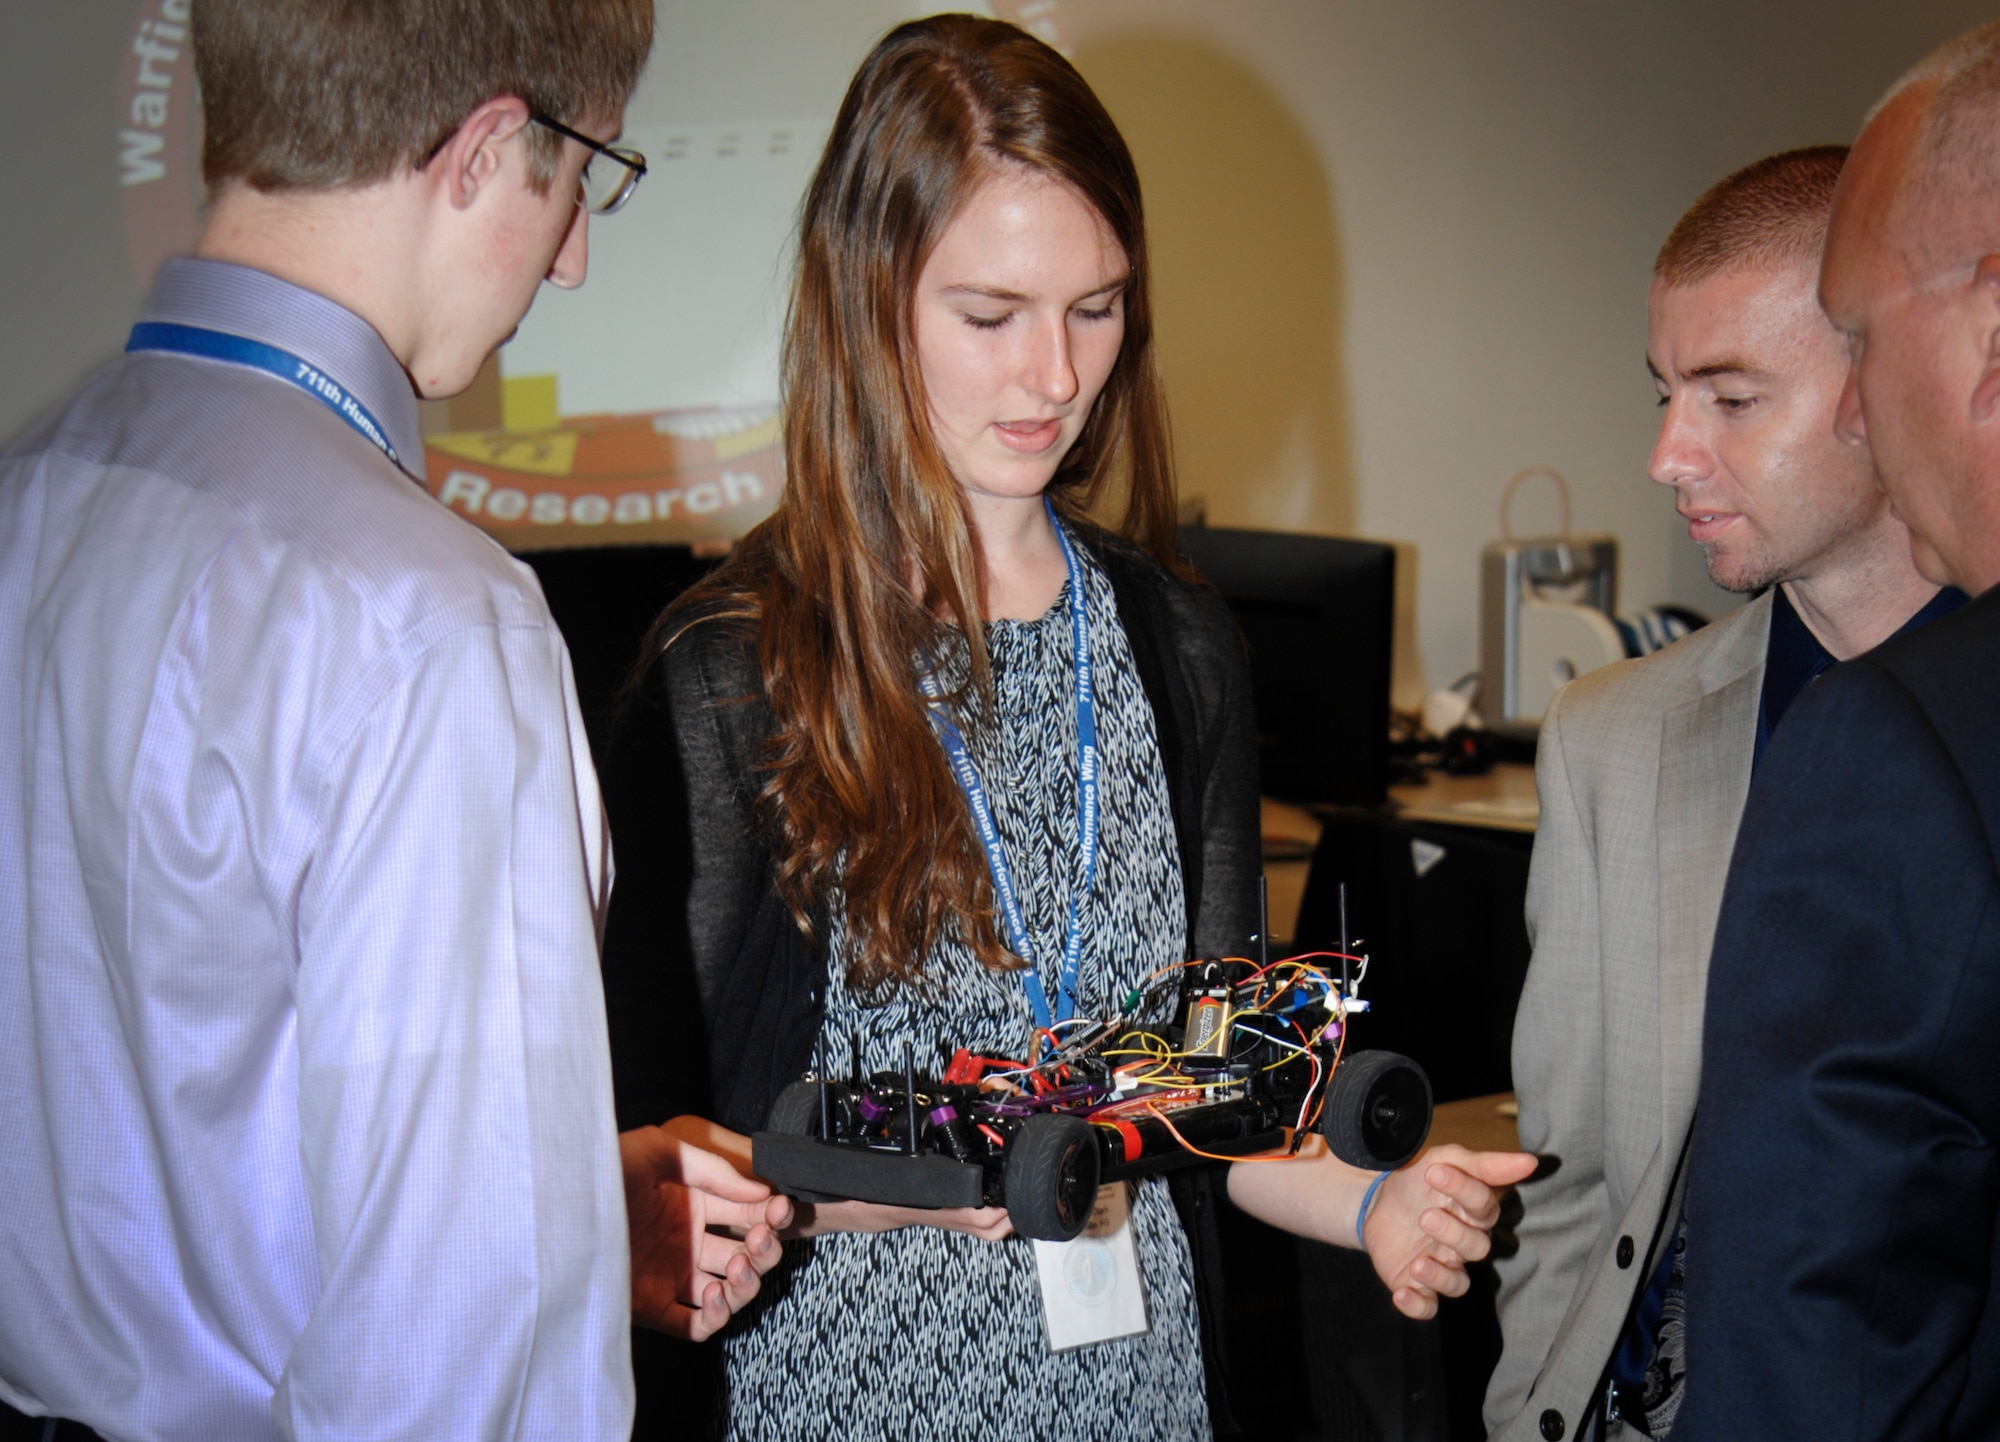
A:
[718, 536, 1213, 1441]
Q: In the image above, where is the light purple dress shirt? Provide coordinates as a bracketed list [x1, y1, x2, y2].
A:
[0, 258, 633, 1440]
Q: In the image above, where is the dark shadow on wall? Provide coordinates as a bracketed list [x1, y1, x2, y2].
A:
[1073, 32, 1357, 536]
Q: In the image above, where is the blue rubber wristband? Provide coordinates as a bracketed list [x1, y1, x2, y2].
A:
[1357, 1169, 1393, 1250]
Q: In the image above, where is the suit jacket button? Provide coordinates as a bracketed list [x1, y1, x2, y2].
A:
[1539, 1408, 1565, 1440]
[1616, 1235, 1634, 1268]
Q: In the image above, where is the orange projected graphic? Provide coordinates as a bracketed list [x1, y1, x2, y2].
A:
[423, 406, 782, 552]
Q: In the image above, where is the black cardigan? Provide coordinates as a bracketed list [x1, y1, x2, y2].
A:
[599, 529, 1262, 1431]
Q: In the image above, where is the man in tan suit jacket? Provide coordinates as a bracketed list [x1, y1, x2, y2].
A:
[1485, 149, 1953, 1441]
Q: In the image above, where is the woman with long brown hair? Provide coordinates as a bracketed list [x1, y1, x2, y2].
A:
[603, 15, 1530, 1438]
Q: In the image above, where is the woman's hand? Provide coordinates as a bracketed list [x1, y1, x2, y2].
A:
[1361, 1144, 1536, 1319]
[1226, 1136, 1536, 1320]
[785, 1199, 1014, 1242]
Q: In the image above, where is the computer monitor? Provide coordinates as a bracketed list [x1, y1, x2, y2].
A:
[1177, 526, 1395, 808]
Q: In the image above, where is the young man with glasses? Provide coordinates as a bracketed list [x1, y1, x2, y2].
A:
[0, 2, 785, 1438]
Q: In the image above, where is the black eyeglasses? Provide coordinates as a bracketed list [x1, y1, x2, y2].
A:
[531, 112, 647, 215]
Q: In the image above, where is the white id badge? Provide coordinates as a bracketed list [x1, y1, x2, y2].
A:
[1033, 1182, 1151, 1350]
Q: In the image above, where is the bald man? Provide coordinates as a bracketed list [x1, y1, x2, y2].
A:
[1682, 23, 2000, 1439]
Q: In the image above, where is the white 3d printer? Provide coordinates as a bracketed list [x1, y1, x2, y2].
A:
[1479, 467, 1626, 734]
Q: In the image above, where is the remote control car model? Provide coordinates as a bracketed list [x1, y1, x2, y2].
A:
[751, 951, 1433, 1242]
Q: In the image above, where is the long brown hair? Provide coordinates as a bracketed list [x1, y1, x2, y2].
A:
[672, 13, 1180, 992]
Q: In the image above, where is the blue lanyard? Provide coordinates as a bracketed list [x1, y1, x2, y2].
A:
[922, 500, 1099, 1031]
[126, 322, 402, 467]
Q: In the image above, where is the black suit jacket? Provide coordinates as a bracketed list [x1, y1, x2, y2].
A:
[1681, 585, 2000, 1439]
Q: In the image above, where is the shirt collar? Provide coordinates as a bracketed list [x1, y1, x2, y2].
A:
[140, 257, 427, 481]
[1756, 581, 1969, 765]
[1759, 583, 1835, 749]
[1895, 582, 1971, 637]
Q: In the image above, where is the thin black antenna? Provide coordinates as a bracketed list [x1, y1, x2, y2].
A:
[902, 1040, 919, 1156]
[1257, 875, 1270, 969]
[816, 1031, 831, 1138]
[850, 1032, 863, 1088]
[1338, 882, 1352, 1001]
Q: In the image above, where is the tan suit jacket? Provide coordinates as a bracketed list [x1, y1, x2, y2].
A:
[1484, 592, 1771, 1442]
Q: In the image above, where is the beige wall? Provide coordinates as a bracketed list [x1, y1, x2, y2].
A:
[1061, 0, 1996, 703]
[4, 1, 1992, 698]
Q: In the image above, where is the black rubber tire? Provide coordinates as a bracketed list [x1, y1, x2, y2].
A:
[1322, 1050, 1433, 1170]
[761, 1079, 862, 1205]
[1005, 1113, 1102, 1242]
[768, 1078, 839, 1138]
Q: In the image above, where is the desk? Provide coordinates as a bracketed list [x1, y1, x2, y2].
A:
[1429, 1091, 1520, 1154]
[1389, 760, 1539, 833]
[1261, 761, 1539, 945]
[1254, 771, 1538, 1442]
[1248, 790, 1534, 1442]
